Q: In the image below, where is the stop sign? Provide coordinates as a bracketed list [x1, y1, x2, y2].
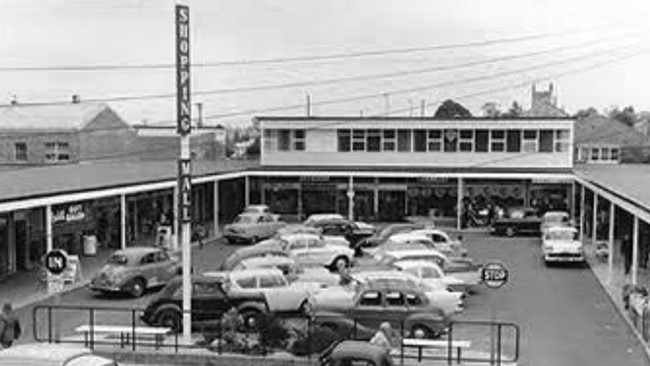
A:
[481, 261, 509, 289]
[44, 250, 68, 275]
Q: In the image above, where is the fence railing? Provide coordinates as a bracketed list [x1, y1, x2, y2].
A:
[33, 304, 519, 365]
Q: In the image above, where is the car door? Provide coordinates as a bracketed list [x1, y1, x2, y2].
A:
[192, 280, 232, 322]
[307, 239, 333, 265]
[353, 290, 385, 330]
[155, 250, 178, 283]
[259, 273, 303, 311]
[383, 290, 409, 331]
[522, 210, 540, 233]
[287, 239, 313, 266]
[138, 252, 160, 288]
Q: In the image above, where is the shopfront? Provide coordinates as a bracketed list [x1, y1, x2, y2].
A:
[127, 189, 173, 247]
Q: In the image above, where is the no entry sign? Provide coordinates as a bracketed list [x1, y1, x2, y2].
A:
[481, 261, 509, 289]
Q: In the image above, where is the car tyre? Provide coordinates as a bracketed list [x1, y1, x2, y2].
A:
[128, 278, 146, 298]
[331, 256, 349, 272]
[240, 309, 263, 332]
[505, 227, 516, 237]
[411, 324, 435, 339]
[157, 309, 182, 333]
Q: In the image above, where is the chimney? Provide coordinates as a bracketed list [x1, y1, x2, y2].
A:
[71, 94, 80, 104]
[10, 95, 17, 105]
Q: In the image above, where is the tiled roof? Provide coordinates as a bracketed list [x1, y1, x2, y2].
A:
[575, 115, 646, 146]
[0, 103, 111, 131]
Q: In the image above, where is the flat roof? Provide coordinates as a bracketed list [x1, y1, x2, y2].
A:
[575, 164, 650, 215]
[255, 116, 574, 121]
[252, 165, 573, 175]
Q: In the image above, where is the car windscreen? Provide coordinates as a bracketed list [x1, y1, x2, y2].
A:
[546, 230, 578, 241]
[234, 215, 254, 224]
[107, 254, 128, 265]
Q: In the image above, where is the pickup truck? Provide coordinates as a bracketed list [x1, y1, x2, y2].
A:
[490, 207, 541, 237]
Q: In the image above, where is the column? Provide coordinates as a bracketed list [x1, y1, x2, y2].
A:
[120, 194, 126, 249]
[244, 176, 250, 207]
[457, 178, 464, 231]
[592, 193, 599, 246]
[580, 185, 586, 242]
[45, 205, 53, 252]
[570, 181, 576, 220]
[260, 179, 266, 205]
[632, 216, 640, 285]
[373, 178, 379, 220]
[608, 202, 615, 282]
[213, 180, 220, 238]
[347, 176, 355, 221]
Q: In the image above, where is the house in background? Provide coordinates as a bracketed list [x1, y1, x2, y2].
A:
[131, 124, 227, 161]
[574, 114, 647, 164]
[0, 99, 136, 165]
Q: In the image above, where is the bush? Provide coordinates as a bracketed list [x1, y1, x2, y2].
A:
[258, 315, 290, 349]
[289, 325, 342, 356]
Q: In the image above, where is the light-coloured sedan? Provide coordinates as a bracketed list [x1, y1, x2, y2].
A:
[282, 233, 355, 270]
[393, 260, 467, 293]
[542, 226, 584, 265]
[224, 212, 287, 244]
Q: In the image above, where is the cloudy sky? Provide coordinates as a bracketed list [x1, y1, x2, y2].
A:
[1, 0, 649, 126]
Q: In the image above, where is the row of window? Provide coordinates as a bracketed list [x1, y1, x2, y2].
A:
[262, 128, 571, 154]
[338, 128, 571, 153]
[13, 142, 70, 162]
[576, 146, 620, 162]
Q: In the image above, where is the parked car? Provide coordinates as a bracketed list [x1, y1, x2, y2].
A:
[218, 241, 289, 271]
[141, 275, 269, 332]
[232, 255, 342, 287]
[304, 213, 346, 225]
[305, 216, 376, 249]
[203, 268, 323, 313]
[309, 281, 449, 339]
[281, 233, 356, 270]
[540, 211, 573, 235]
[224, 212, 287, 244]
[358, 222, 427, 249]
[0, 344, 118, 366]
[542, 226, 584, 265]
[319, 340, 394, 366]
[90, 247, 181, 298]
[408, 229, 469, 258]
[392, 260, 467, 293]
[243, 204, 281, 221]
[490, 207, 541, 237]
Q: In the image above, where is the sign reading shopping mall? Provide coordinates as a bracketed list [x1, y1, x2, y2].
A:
[175, 4, 191, 136]
[178, 159, 192, 223]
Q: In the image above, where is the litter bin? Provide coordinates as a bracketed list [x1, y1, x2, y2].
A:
[83, 235, 98, 256]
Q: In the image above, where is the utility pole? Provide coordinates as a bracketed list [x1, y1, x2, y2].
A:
[420, 99, 426, 117]
[306, 94, 311, 117]
[408, 99, 414, 117]
[175, 2, 193, 343]
[383, 93, 390, 115]
[196, 102, 204, 128]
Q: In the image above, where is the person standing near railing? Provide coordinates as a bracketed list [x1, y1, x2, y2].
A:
[0, 303, 21, 348]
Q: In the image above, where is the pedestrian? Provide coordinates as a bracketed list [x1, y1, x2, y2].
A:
[621, 234, 632, 275]
[193, 222, 206, 249]
[369, 322, 398, 350]
[0, 303, 21, 348]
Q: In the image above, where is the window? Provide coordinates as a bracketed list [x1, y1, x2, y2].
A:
[459, 130, 473, 152]
[413, 130, 427, 152]
[427, 130, 442, 152]
[45, 142, 70, 162]
[352, 129, 366, 151]
[475, 130, 489, 152]
[287, 240, 308, 250]
[277, 130, 291, 151]
[14, 143, 27, 161]
[236, 276, 257, 289]
[506, 130, 521, 152]
[554, 130, 570, 152]
[539, 130, 554, 152]
[405, 293, 424, 307]
[430, 233, 445, 243]
[338, 130, 351, 152]
[601, 147, 610, 160]
[359, 291, 382, 306]
[140, 253, 156, 265]
[385, 292, 405, 306]
[259, 275, 286, 288]
[490, 130, 505, 152]
[194, 282, 223, 296]
[367, 129, 381, 152]
[397, 130, 412, 152]
[522, 130, 538, 153]
[611, 148, 620, 161]
[591, 148, 600, 161]
[154, 251, 170, 262]
[383, 130, 396, 151]
[263, 130, 277, 152]
[420, 266, 441, 279]
[443, 129, 458, 152]
[293, 130, 305, 151]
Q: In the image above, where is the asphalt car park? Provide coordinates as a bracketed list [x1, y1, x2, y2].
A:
[17, 223, 650, 366]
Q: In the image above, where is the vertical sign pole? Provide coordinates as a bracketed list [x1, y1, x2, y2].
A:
[175, 3, 193, 343]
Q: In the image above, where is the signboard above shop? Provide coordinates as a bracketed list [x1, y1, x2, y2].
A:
[52, 203, 86, 224]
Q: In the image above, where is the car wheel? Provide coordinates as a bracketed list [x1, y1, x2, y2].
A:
[331, 256, 349, 272]
[240, 309, 263, 332]
[411, 324, 434, 339]
[128, 278, 146, 298]
[157, 309, 182, 333]
[505, 227, 516, 237]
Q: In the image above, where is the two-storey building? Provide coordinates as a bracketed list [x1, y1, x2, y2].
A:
[253, 116, 575, 226]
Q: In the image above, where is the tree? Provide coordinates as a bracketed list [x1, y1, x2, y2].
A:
[502, 101, 524, 117]
[575, 107, 599, 119]
[434, 99, 472, 118]
[608, 106, 637, 127]
[245, 136, 260, 157]
[481, 102, 502, 117]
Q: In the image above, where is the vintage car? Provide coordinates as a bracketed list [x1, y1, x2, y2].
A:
[540, 211, 573, 235]
[490, 207, 541, 237]
[304, 216, 376, 249]
[320, 340, 394, 366]
[224, 212, 287, 244]
[358, 222, 427, 249]
[373, 248, 448, 268]
[542, 226, 584, 265]
[0, 344, 118, 366]
[141, 275, 269, 332]
[349, 270, 464, 316]
[408, 229, 469, 258]
[90, 247, 181, 298]
[392, 260, 468, 293]
[309, 281, 449, 339]
[203, 268, 324, 314]
[232, 255, 343, 287]
[281, 233, 356, 270]
[218, 241, 289, 271]
[304, 213, 346, 225]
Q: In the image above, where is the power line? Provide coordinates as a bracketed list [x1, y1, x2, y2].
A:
[0, 24, 638, 73]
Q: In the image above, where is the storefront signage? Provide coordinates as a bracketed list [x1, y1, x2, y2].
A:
[52, 204, 85, 224]
[176, 4, 191, 135]
[178, 159, 192, 223]
[417, 177, 448, 183]
[300, 176, 330, 182]
[532, 177, 573, 184]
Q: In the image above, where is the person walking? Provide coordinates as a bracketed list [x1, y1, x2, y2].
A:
[0, 303, 21, 348]
[370, 322, 399, 350]
[621, 234, 632, 275]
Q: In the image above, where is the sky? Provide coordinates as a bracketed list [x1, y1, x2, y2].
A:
[1, 0, 650, 127]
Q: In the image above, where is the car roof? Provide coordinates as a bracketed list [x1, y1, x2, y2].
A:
[410, 228, 449, 236]
[543, 211, 569, 217]
[229, 267, 285, 278]
[393, 259, 444, 270]
[307, 213, 344, 220]
[244, 204, 269, 210]
[238, 255, 295, 267]
[113, 246, 159, 257]
[237, 212, 264, 218]
[547, 226, 577, 233]
[389, 232, 433, 242]
[281, 232, 322, 241]
[384, 248, 446, 258]
[330, 340, 389, 360]
[0, 344, 93, 362]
